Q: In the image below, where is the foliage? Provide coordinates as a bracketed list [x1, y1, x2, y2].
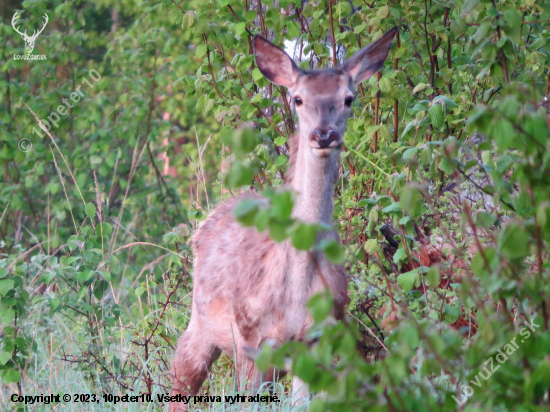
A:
[1, 0, 550, 410]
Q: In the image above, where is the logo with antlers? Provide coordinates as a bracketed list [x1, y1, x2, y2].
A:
[11, 11, 48, 58]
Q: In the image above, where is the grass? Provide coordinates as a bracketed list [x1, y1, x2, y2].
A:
[0, 306, 309, 412]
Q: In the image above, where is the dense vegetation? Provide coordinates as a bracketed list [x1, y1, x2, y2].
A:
[1, 0, 549, 410]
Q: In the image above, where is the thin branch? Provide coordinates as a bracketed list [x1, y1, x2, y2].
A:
[328, 0, 337, 67]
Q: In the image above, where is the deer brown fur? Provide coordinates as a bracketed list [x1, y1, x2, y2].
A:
[169, 27, 397, 412]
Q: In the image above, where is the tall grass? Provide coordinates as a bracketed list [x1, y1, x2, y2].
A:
[0, 308, 307, 411]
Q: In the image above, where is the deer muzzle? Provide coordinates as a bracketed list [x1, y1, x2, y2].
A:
[310, 128, 342, 156]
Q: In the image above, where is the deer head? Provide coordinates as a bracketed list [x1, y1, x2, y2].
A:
[12, 11, 49, 56]
[254, 28, 397, 159]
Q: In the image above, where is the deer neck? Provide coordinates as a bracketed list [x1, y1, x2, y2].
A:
[290, 132, 339, 226]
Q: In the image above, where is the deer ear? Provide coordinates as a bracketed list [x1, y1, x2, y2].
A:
[341, 27, 398, 85]
[254, 35, 300, 88]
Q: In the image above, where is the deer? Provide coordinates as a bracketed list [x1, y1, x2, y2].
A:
[169, 27, 398, 412]
[11, 11, 49, 57]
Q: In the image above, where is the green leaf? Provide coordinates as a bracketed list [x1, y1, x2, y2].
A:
[429, 103, 445, 129]
[438, 158, 454, 175]
[196, 95, 206, 112]
[85, 202, 96, 220]
[94, 280, 108, 299]
[0, 279, 14, 296]
[401, 120, 420, 138]
[524, 113, 548, 145]
[393, 247, 407, 264]
[532, 360, 550, 386]
[0, 352, 11, 365]
[233, 198, 260, 227]
[205, 99, 214, 113]
[224, 161, 254, 188]
[196, 44, 207, 58]
[274, 136, 286, 146]
[397, 270, 416, 292]
[271, 191, 293, 220]
[0, 307, 15, 324]
[294, 353, 317, 382]
[230, 129, 261, 158]
[444, 305, 462, 323]
[399, 186, 421, 215]
[475, 212, 496, 229]
[472, 22, 490, 44]
[274, 155, 287, 167]
[420, 146, 431, 165]
[379, 77, 391, 93]
[269, 221, 288, 242]
[491, 119, 515, 149]
[110, 254, 120, 272]
[44, 181, 60, 195]
[2, 369, 21, 384]
[291, 223, 318, 251]
[193, 19, 207, 35]
[307, 291, 335, 323]
[163, 231, 180, 244]
[426, 266, 440, 287]
[376, 5, 389, 18]
[49, 297, 60, 311]
[498, 223, 530, 261]
[182, 11, 195, 28]
[382, 203, 401, 213]
[368, 207, 378, 223]
[364, 239, 379, 254]
[253, 208, 270, 232]
[75, 270, 95, 284]
[503, 9, 522, 28]
[286, 21, 301, 38]
[354, 23, 367, 34]
[90, 155, 102, 165]
[461, 0, 479, 15]
[403, 148, 418, 162]
[245, 11, 257, 22]
[234, 22, 246, 37]
[432, 95, 458, 109]
[513, 190, 532, 217]
[252, 68, 263, 81]
[255, 343, 272, 371]
[413, 83, 427, 94]
[317, 239, 345, 264]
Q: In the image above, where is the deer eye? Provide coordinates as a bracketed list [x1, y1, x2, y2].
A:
[294, 97, 303, 106]
[344, 96, 353, 107]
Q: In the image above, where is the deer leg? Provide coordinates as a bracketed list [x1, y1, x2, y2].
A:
[291, 376, 310, 405]
[235, 351, 262, 392]
[237, 350, 286, 397]
[169, 328, 221, 412]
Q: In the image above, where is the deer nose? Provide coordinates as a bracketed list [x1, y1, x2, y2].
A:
[311, 128, 341, 149]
